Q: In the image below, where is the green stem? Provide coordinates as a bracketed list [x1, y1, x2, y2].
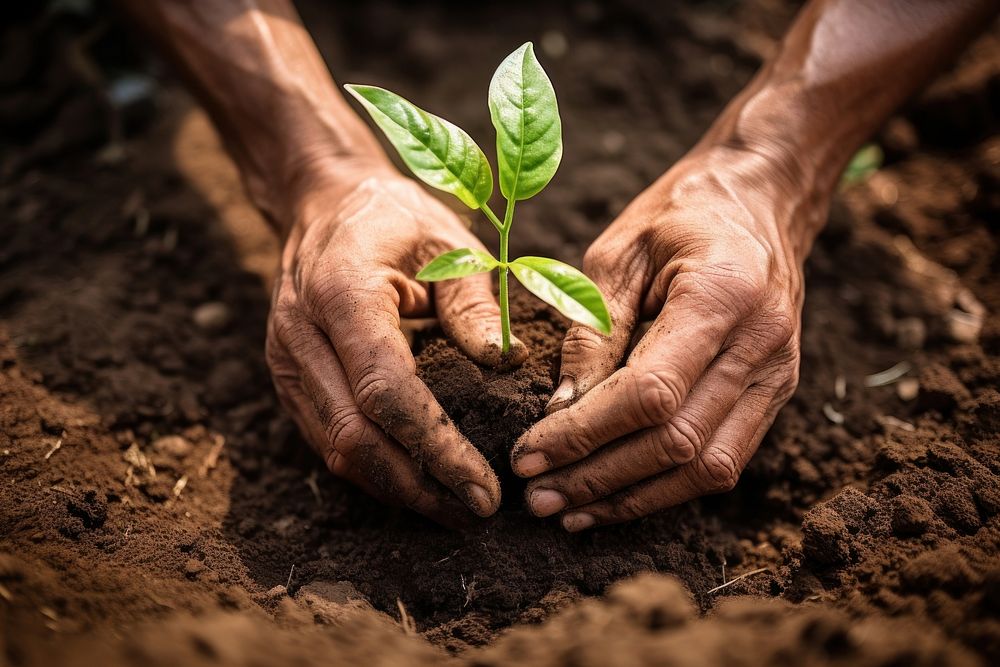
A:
[480, 201, 515, 355]
[498, 200, 515, 355]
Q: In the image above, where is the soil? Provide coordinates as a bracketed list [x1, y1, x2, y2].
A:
[1, 1, 999, 666]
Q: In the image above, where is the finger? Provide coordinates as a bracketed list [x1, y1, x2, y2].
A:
[276, 317, 480, 527]
[560, 383, 780, 532]
[524, 345, 763, 516]
[512, 282, 743, 477]
[275, 376, 389, 502]
[546, 243, 646, 414]
[435, 271, 527, 367]
[311, 275, 501, 516]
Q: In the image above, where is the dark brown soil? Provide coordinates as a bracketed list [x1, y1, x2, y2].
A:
[1, 1, 999, 665]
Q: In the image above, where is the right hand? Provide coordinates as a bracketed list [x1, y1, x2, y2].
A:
[265, 163, 526, 527]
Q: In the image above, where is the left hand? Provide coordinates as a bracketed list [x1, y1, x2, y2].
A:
[511, 144, 815, 531]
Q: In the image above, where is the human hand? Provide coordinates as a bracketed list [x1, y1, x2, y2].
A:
[512, 145, 815, 530]
[266, 164, 526, 526]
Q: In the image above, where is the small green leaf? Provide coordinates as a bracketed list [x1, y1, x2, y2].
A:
[509, 256, 611, 334]
[345, 84, 493, 209]
[417, 248, 499, 282]
[841, 143, 884, 185]
[489, 42, 562, 201]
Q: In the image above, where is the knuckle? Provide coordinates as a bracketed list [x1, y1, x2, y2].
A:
[353, 371, 397, 420]
[324, 404, 369, 456]
[761, 307, 797, 349]
[613, 489, 652, 521]
[634, 368, 683, 424]
[659, 417, 703, 466]
[676, 263, 768, 323]
[324, 449, 350, 477]
[559, 418, 598, 460]
[696, 448, 741, 493]
[579, 474, 615, 502]
[561, 326, 607, 358]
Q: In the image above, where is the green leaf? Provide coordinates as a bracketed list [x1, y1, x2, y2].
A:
[345, 84, 493, 209]
[417, 248, 499, 282]
[509, 256, 611, 334]
[841, 143, 883, 185]
[489, 42, 562, 201]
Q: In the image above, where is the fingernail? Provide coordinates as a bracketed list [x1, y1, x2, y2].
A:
[529, 488, 567, 517]
[461, 482, 494, 517]
[562, 512, 596, 532]
[545, 377, 575, 414]
[514, 452, 550, 477]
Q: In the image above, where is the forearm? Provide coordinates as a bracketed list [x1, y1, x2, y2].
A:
[117, 0, 390, 231]
[698, 0, 997, 258]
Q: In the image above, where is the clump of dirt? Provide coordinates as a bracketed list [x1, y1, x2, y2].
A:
[414, 288, 561, 497]
[1, 1, 999, 666]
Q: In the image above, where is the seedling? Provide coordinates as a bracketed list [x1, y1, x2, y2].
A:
[346, 43, 611, 357]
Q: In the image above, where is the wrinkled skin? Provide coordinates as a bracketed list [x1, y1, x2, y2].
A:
[265, 166, 526, 526]
[513, 146, 809, 531]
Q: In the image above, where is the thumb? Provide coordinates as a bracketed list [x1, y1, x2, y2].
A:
[549, 292, 637, 414]
[435, 272, 528, 367]
[548, 241, 646, 413]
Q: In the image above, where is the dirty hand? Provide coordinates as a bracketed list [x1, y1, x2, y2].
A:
[513, 146, 812, 530]
[266, 166, 526, 525]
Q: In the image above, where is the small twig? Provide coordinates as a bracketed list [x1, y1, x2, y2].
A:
[877, 415, 916, 432]
[396, 598, 416, 635]
[707, 567, 769, 595]
[433, 549, 461, 566]
[864, 361, 911, 388]
[44, 438, 63, 461]
[198, 435, 226, 477]
[172, 475, 189, 499]
[721, 558, 727, 585]
[124, 524, 133, 540]
[462, 575, 476, 609]
[285, 564, 296, 590]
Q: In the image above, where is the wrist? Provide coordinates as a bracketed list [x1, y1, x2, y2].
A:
[694, 83, 840, 265]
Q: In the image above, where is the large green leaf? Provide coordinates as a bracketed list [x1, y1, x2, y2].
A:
[509, 256, 611, 334]
[416, 248, 499, 282]
[345, 84, 493, 209]
[489, 43, 562, 201]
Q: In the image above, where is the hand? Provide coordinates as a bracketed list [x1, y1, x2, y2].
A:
[266, 164, 526, 526]
[512, 145, 814, 530]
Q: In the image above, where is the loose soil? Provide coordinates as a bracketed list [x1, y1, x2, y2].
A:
[1, 1, 999, 666]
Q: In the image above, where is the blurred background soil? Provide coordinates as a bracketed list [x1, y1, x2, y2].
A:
[1, 1, 998, 665]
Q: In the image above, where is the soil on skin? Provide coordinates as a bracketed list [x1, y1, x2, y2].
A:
[2, 1, 999, 665]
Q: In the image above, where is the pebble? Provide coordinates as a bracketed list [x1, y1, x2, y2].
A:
[192, 301, 231, 333]
[152, 435, 193, 458]
[184, 559, 205, 577]
[896, 378, 920, 402]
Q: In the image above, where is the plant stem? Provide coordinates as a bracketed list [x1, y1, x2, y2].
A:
[480, 202, 515, 355]
[498, 200, 515, 355]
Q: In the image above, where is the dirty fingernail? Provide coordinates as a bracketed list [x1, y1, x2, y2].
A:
[545, 377, 575, 414]
[529, 488, 566, 517]
[514, 452, 550, 477]
[462, 482, 495, 517]
[562, 512, 596, 532]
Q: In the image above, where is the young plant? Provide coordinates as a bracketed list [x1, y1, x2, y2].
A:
[345, 42, 611, 358]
